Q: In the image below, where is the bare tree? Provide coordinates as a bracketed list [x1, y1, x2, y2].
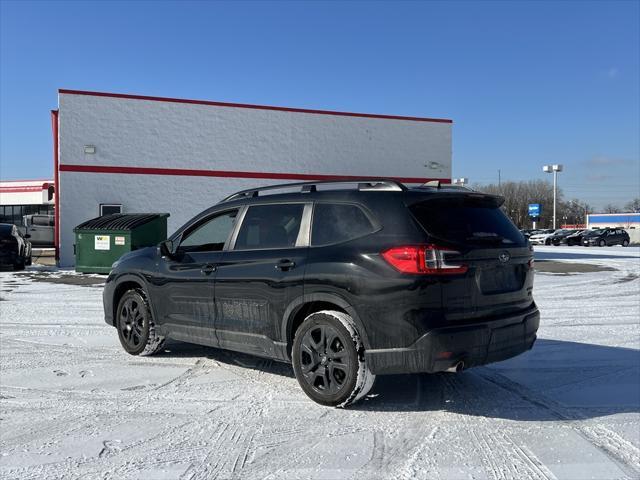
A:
[474, 179, 559, 229]
[559, 199, 592, 226]
[603, 204, 621, 214]
[473, 181, 600, 229]
[624, 198, 640, 212]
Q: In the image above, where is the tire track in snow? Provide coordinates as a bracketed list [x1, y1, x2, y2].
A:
[477, 368, 640, 478]
[442, 374, 553, 480]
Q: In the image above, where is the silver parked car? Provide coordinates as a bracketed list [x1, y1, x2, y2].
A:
[23, 214, 54, 247]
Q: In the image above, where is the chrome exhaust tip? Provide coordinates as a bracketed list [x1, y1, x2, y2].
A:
[445, 361, 464, 373]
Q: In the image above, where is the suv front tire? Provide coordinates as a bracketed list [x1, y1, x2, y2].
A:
[292, 310, 375, 407]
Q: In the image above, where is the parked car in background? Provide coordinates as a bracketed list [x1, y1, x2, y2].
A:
[520, 229, 540, 240]
[528, 229, 556, 245]
[548, 229, 579, 246]
[0, 223, 32, 270]
[565, 229, 587, 246]
[583, 228, 630, 247]
[23, 214, 54, 247]
[103, 180, 539, 407]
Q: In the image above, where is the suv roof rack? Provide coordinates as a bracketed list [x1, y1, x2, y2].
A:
[220, 179, 407, 203]
[418, 180, 474, 191]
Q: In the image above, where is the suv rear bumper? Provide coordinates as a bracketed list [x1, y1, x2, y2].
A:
[365, 306, 540, 375]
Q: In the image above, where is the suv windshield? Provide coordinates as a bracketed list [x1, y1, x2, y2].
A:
[410, 197, 526, 247]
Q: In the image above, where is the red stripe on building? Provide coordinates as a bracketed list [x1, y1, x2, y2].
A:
[58, 89, 453, 124]
[58, 164, 448, 184]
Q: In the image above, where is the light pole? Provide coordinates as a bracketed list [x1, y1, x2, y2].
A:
[543, 164, 563, 229]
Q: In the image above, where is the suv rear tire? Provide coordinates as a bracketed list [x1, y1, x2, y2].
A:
[292, 310, 375, 407]
[622, 239, 629, 247]
[116, 289, 165, 356]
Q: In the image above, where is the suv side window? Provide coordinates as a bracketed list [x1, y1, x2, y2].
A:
[234, 204, 304, 250]
[179, 210, 238, 253]
[311, 203, 376, 246]
[32, 215, 49, 226]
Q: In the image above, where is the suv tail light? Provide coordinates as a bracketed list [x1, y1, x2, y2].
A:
[381, 245, 468, 275]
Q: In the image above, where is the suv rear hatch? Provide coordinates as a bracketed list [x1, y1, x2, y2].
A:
[409, 193, 534, 322]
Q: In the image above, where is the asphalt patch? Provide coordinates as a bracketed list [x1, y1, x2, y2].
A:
[534, 260, 615, 275]
[14, 272, 106, 286]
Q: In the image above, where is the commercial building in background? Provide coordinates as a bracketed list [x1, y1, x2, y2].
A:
[53, 89, 453, 267]
[587, 213, 640, 229]
[0, 179, 55, 225]
[587, 212, 640, 244]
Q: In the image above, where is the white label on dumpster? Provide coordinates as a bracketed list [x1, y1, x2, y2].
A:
[115, 236, 125, 246]
[95, 235, 110, 250]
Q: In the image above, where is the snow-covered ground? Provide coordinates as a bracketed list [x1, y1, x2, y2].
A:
[1, 246, 639, 480]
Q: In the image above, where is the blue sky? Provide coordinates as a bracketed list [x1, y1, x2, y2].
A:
[1, 0, 638, 209]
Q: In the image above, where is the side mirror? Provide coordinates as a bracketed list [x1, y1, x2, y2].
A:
[160, 239, 178, 258]
[24, 234, 31, 239]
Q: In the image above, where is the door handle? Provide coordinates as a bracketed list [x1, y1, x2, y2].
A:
[201, 263, 216, 275]
[275, 259, 296, 271]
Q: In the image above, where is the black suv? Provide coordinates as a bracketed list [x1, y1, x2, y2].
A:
[582, 228, 631, 247]
[103, 180, 539, 407]
[0, 223, 32, 270]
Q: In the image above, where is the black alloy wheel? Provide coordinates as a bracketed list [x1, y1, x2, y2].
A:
[299, 323, 351, 395]
[117, 292, 149, 354]
[292, 311, 373, 407]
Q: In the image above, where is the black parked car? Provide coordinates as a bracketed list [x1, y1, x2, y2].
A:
[0, 223, 32, 270]
[548, 229, 579, 246]
[103, 180, 539, 407]
[582, 228, 630, 247]
[565, 229, 587, 246]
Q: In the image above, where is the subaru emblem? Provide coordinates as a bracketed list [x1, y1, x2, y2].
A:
[499, 251, 510, 263]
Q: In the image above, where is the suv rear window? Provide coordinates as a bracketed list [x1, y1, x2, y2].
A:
[32, 216, 50, 226]
[311, 203, 375, 246]
[235, 204, 304, 250]
[410, 197, 526, 247]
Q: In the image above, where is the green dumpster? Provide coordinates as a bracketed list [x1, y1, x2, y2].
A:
[73, 213, 169, 273]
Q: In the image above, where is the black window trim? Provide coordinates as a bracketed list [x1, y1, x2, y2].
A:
[177, 207, 241, 253]
[228, 201, 312, 252]
[309, 200, 381, 247]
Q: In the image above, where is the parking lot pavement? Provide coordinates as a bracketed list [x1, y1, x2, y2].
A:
[1, 247, 639, 479]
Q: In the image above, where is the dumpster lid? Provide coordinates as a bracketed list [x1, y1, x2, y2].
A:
[74, 213, 169, 231]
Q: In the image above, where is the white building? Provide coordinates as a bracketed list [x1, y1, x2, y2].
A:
[54, 89, 453, 266]
[0, 179, 55, 226]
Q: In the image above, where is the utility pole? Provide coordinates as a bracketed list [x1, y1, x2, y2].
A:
[498, 169, 501, 188]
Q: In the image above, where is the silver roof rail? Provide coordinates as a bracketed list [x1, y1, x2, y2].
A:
[220, 179, 407, 203]
[420, 180, 474, 191]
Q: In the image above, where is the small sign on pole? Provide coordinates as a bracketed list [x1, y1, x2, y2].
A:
[528, 204, 541, 217]
[528, 204, 541, 229]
